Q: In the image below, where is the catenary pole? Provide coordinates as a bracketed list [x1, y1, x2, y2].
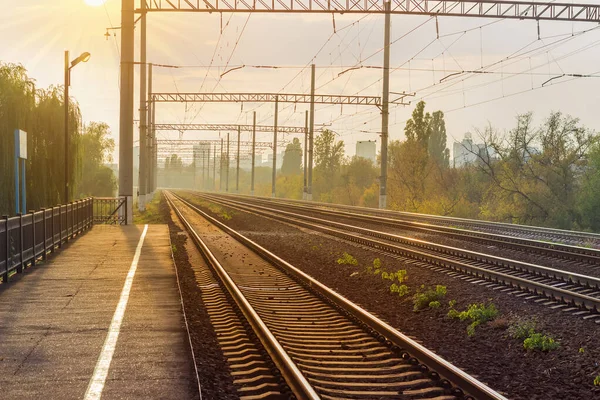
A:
[119, 0, 135, 223]
[138, 2, 148, 211]
[272, 96, 278, 198]
[251, 112, 256, 195]
[380, 0, 391, 210]
[236, 126, 241, 193]
[307, 64, 315, 201]
[303, 110, 308, 200]
[226, 132, 230, 192]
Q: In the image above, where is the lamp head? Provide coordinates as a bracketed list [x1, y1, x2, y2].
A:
[71, 52, 91, 68]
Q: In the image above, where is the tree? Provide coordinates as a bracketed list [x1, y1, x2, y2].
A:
[313, 130, 345, 200]
[281, 137, 302, 175]
[0, 62, 82, 214]
[404, 100, 431, 147]
[428, 111, 450, 168]
[78, 122, 117, 197]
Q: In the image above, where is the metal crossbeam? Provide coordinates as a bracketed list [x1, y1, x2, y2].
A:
[155, 123, 308, 134]
[152, 93, 381, 106]
[140, 0, 600, 22]
[157, 139, 276, 148]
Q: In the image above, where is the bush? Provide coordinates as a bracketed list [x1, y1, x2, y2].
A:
[390, 283, 410, 297]
[448, 302, 499, 336]
[413, 285, 447, 311]
[337, 252, 358, 266]
[508, 319, 537, 340]
[523, 333, 560, 352]
[429, 301, 441, 308]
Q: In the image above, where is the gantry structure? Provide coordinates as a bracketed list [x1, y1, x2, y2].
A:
[120, 0, 600, 224]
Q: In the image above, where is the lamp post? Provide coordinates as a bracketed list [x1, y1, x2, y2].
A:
[64, 50, 90, 204]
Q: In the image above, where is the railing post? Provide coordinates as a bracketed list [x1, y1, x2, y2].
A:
[58, 205, 63, 248]
[3, 216, 8, 283]
[30, 210, 36, 267]
[42, 208, 48, 261]
[17, 213, 23, 273]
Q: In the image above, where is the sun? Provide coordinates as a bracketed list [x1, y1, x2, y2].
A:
[84, 0, 106, 6]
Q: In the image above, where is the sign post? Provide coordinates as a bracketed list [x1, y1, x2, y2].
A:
[14, 129, 27, 215]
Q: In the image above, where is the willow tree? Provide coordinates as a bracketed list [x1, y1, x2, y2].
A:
[0, 62, 81, 215]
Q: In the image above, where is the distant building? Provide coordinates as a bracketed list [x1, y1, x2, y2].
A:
[356, 140, 377, 163]
[453, 133, 483, 168]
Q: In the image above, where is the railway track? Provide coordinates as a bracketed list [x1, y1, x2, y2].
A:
[213, 193, 600, 248]
[165, 191, 506, 400]
[188, 191, 600, 321]
[208, 193, 600, 266]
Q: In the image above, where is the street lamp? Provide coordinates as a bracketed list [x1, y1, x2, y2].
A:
[64, 50, 90, 203]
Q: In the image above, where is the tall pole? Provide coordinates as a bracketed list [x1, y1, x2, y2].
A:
[271, 96, 279, 198]
[138, 3, 148, 211]
[307, 64, 315, 201]
[226, 131, 230, 192]
[251, 112, 256, 195]
[303, 110, 308, 200]
[151, 90, 158, 190]
[380, 0, 391, 210]
[213, 144, 216, 190]
[148, 63, 154, 195]
[202, 150, 206, 190]
[64, 50, 70, 204]
[236, 126, 241, 193]
[219, 138, 224, 191]
[119, 0, 135, 223]
[207, 145, 211, 191]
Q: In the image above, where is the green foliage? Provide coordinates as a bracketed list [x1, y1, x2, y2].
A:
[0, 63, 85, 214]
[337, 252, 358, 266]
[281, 138, 303, 175]
[78, 122, 117, 197]
[523, 333, 560, 352]
[429, 301, 441, 309]
[594, 376, 600, 386]
[508, 319, 537, 340]
[508, 319, 559, 352]
[448, 302, 499, 336]
[390, 283, 410, 297]
[579, 347, 585, 354]
[413, 285, 447, 311]
[133, 192, 165, 224]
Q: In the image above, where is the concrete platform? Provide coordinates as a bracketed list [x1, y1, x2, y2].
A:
[0, 225, 198, 400]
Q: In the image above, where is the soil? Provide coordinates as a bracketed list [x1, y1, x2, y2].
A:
[159, 196, 239, 400]
[180, 192, 600, 400]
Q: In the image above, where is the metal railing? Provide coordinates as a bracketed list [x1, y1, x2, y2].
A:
[93, 197, 127, 225]
[1, 198, 94, 283]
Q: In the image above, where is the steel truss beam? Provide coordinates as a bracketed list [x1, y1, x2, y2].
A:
[152, 92, 382, 106]
[157, 139, 276, 148]
[140, 0, 600, 22]
[155, 123, 308, 134]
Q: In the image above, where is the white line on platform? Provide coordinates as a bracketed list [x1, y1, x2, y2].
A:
[84, 224, 149, 400]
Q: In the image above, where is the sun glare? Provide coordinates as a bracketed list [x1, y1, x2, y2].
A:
[84, 0, 106, 6]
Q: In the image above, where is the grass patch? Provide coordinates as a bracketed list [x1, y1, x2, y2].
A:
[133, 191, 165, 224]
[413, 285, 447, 311]
[508, 318, 560, 352]
[448, 302, 499, 336]
[337, 252, 358, 266]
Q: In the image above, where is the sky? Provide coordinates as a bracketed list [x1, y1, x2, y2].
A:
[2, 0, 600, 165]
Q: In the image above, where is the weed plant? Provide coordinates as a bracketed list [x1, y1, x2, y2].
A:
[448, 302, 499, 336]
[413, 285, 447, 311]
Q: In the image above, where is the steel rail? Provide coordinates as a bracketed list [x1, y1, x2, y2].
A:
[219, 192, 600, 246]
[196, 192, 600, 313]
[169, 191, 508, 400]
[213, 193, 600, 265]
[165, 193, 319, 400]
